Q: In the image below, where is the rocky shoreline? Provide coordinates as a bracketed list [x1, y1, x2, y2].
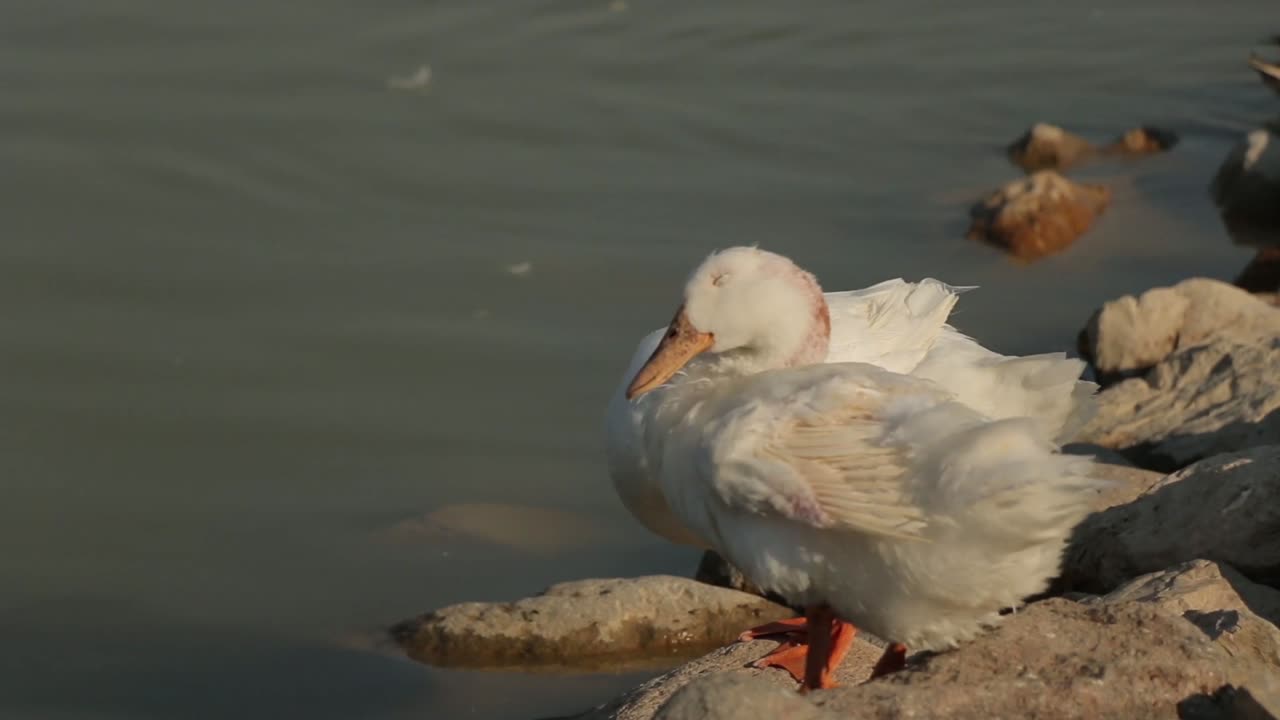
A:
[389, 276, 1280, 719]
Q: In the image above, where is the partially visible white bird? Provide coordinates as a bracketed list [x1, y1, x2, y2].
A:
[606, 246, 1101, 690]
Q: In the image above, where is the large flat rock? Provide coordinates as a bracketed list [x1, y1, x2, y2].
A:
[391, 576, 793, 670]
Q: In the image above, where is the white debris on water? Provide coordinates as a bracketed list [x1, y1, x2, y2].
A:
[505, 261, 533, 277]
[387, 65, 432, 91]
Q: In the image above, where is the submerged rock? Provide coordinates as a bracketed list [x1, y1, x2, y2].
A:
[1061, 446, 1280, 593]
[375, 502, 625, 554]
[967, 170, 1110, 261]
[390, 576, 792, 670]
[580, 600, 1278, 720]
[1006, 122, 1177, 172]
[1078, 278, 1280, 385]
[1211, 125, 1280, 249]
[1007, 123, 1097, 172]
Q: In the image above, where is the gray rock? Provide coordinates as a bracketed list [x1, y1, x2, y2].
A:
[571, 628, 885, 720]
[592, 599, 1276, 720]
[1211, 125, 1280, 249]
[1079, 278, 1280, 384]
[653, 674, 827, 720]
[1061, 446, 1280, 593]
[390, 575, 793, 670]
[1077, 338, 1280, 471]
[1089, 560, 1280, 671]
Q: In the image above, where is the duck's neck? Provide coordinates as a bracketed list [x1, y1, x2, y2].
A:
[701, 289, 831, 379]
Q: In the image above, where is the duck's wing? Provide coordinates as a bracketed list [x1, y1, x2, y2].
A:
[688, 364, 958, 540]
[912, 331, 1098, 443]
[687, 363, 1099, 545]
[823, 279, 972, 373]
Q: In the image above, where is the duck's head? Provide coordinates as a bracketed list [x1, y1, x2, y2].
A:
[626, 246, 829, 399]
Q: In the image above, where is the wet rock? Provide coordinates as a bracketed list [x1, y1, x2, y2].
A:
[390, 576, 793, 670]
[1075, 339, 1280, 470]
[1251, 55, 1280, 98]
[1006, 123, 1177, 172]
[1108, 125, 1180, 156]
[967, 170, 1110, 261]
[1078, 278, 1280, 385]
[1087, 560, 1280, 670]
[1211, 125, 1280, 249]
[1060, 446, 1280, 593]
[588, 599, 1276, 720]
[1237, 248, 1280, 294]
[571, 631, 884, 720]
[1007, 123, 1097, 172]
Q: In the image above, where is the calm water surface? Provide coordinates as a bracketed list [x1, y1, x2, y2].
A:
[2, 1, 1276, 717]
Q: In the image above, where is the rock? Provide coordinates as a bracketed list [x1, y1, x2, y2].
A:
[1007, 123, 1097, 172]
[1078, 278, 1280, 384]
[390, 576, 794, 670]
[693, 551, 765, 597]
[653, 674, 828, 720]
[1060, 446, 1280, 593]
[1006, 123, 1177, 172]
[1076, 339, 1280, 470]
[1087, 560, 1280, 670]
[373, 502, 626, 554]
[573, 634, 884, 720]
[1251, 55, 1280, 98]
[1107, 125, 1180, 156]
[1236, 248, 1280, 294]
[590, 599, 1276, 720]
[1211, 125, 1280, 249]
[967, 170, 1110, 261]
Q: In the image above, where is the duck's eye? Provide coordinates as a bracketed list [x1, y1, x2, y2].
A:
[711, 273, 729, 287]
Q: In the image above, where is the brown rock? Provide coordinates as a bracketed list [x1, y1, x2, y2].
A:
[1104, 126, 1180, 156]
[1006, 123, 1177, 173]
[1078, 278, 1280, 384]
[1061, 446, 1280, 593]
[390, 575, 793, 670]
[1007, 123, 1097, 172]
[967, 170, 1110, 262]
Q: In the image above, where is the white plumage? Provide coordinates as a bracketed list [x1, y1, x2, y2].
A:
[605, 246, 1102, 672]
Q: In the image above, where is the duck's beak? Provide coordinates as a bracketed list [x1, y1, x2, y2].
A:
[626, 307, 714, 400]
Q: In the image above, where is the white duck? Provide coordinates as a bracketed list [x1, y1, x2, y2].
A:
[606, 247, 1096, 548]
[609, 246, 1101, 690]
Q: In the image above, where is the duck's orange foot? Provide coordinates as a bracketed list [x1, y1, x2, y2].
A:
[737, 616, 809, 643]
[869, 642, 908, 679]
[748, 640, 810, 683]
[738, 608, 857, 692]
